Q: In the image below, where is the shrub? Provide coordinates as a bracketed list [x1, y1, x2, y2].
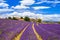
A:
[24, 16, 30, 21]
[37, 19, 42, 23]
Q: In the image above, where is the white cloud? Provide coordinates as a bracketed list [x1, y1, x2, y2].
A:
[33, 6, 50, 10]
[0, 12, 19, 18]
[42, 14, 60, 21]
[0, 11, 39, 18]
[3, 11, 35, 18]
[0, 9, 14, 12]
[20, 0, 35, 5]
[35, 1, 60, 4]
[12, 5, 29, 9]
[0, 0, 9, 8]
[0, 0, 6, 3]
[1, 11, 60, 21]
[0, 0, 14, 14]
[0, 3, 9, 7]
[12, 0, 35, 9]
[35, 2, 43, 4]
[46, 1, 60, 3]
[35, 1, 60, 7]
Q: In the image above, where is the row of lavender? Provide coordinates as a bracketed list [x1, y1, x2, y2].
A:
[0, 19, 29, 40]
[34, 23, 60, 40]
[20, 23, 38, 40]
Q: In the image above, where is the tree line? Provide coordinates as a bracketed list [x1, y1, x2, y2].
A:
[5, 16, 60, 24]
[6, 16, 42, 23]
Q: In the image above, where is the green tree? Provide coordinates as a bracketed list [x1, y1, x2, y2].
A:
[20, 17, 23, 19]
[37, 19, 42, 23]
[58, 22, 60, 24]
[8, 17, 12, 19]
[24, 16, 30, 21]
[12, 17, 17, 20]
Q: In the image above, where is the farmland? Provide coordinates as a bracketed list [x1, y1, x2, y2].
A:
[0, 19, 60, 40]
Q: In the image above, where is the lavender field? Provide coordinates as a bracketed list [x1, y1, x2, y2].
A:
[0, 19, 60, 40]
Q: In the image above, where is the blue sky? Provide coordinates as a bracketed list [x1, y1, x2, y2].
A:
[5, 0, 60, 14]
[0, 0, 60, 21]
[6, 0, 60, 14]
